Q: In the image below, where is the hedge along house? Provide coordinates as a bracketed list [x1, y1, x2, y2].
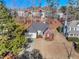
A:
[67, 20, 79, 38]
[25, 22, 54, 40]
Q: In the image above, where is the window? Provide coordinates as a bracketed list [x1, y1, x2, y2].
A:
[70, 34, 74, 36]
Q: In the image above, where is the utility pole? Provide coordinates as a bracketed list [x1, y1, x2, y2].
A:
[63, 0, 71, 38]
[63, 7, 68, 38]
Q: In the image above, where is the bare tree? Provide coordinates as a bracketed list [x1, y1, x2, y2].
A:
[63, 43, 73, 59]
[46, 0, 59, 9]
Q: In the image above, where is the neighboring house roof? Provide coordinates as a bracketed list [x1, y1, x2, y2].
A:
[28, 22, 48, 33]
[68, 20, 79, 27]
[67, 20, 79, 34]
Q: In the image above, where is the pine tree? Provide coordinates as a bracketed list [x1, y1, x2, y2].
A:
[0, 0, 27, 56]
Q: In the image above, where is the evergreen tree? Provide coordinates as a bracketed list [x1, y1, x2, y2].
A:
[0, 0, 27, 56]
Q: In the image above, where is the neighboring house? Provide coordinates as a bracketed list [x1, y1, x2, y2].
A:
[45, 11, 53, 18]
[25, 22, 53, 39]
[32, 11, 41, 17]
[67, 20, 79, 38]
[31, 7, 54, 21]
[17, 10, 25, 17]
[57, 12, 76, 23]
[10, 9, 31, 18]
[57, 12, 64, 19]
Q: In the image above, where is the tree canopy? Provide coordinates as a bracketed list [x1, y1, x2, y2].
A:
[0, 0, 27, 56]
[46, 0, 59, 9]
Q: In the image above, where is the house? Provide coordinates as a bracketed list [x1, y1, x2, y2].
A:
[57, 12, 64, 19]
[57, 12, 76, 24]
[17, 10, 26, 17]
[31, 7, 54, 22]
[45, 11, 53, 18]
[67, 20, 79, 38]
[25, 22, 53, 39]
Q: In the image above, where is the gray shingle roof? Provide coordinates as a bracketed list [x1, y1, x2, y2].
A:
[28, 22, 48, 33]
[67, 20, 79, 27]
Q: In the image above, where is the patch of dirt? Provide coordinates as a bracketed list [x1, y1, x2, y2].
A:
[33, 29, 79, 59]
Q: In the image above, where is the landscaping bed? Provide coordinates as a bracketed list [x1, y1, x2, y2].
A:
[67, 37, 79, 42]
[75, 44, 79, 53]
[57, 26, 63, 32]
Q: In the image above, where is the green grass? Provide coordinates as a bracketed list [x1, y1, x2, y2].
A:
[67, 37, 79, 42]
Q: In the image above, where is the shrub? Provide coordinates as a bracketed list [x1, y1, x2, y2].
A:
[67, 37, 79, 42]
[57, 26, 63, 32]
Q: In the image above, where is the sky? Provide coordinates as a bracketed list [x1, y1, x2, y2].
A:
[4, 0, 68, 9]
